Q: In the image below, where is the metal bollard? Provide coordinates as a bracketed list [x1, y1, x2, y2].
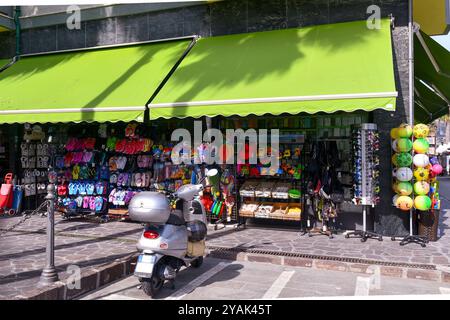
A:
[38, 182, 59, 286]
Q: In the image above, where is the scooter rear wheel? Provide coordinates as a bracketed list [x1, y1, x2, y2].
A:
[142, 275, 164, 297]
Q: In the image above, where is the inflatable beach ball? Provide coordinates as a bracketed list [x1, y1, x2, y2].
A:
[430, 156, 439, 166]
[392, 195, 399, 206]
[396, 196, 414, 211]
[414, 181, 430, 195]
[392, 154, 398, 166]
[413, 124, 429, 139]
[398, 123, 413, 138]
[413, 154, 429, 168]
[414, 195, 432, 211]
[396, 139, 413, 152]
[414, 167, 429, 181]
[413, 138, 429, 154]
[390, 128, 399, 139]
[396, 167, 413, 181]
[431, 164, 443, 176]
[396, 153, 413, 167]
[396, 181, 413, 196]
[392, 139, 399, 152]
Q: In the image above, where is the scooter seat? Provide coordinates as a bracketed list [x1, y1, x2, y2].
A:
[166, 213, 184, 226]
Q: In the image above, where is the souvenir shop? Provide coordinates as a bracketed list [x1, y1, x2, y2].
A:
[0, 18, 445, 241]
[7, 112, 375, 234]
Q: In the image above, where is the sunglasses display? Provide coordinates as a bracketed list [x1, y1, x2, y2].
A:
[351, 124, 380, 206]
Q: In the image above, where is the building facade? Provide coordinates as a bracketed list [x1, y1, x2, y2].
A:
[0, 0, 412, 236]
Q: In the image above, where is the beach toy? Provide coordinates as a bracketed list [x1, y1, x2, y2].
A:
[414, 195, 432, 211]
[390, 128, 399, 139]
[413, 181, 430, 195]
[414, 167, 429, 181]
[429, 156, 439, 166]
[396, 182, 413, 196]
[392, 194, 399, 206]
[396, 196, 414, 211]
[413, 124, 429, 138]
[413, 138, 429, 154]
[395, 167, 413, 181]
[392, 154, 398, 166]
[392, 139, 399, 152]
[413, 154, 429, 168]
[398, 123, 413, 138]
[396, 153, 412, 167]
[396, 139, 413, 152]
[431, 164, 443, 175]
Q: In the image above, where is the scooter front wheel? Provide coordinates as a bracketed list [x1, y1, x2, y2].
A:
[191, 256, 203, 268]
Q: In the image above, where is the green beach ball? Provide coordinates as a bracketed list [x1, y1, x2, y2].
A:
[398, 123, 413, 138]
[396, 138, 413, 152]
[396, 153, 413, 167]
[414, 195, 432, 211]
[413, 138, 429, 154]
[396, 182, 413, 196]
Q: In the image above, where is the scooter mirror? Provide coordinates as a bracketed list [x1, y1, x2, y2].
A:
[206, 168, 219, 177]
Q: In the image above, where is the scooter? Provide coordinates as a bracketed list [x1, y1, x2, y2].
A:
[128, 168, 218, 297]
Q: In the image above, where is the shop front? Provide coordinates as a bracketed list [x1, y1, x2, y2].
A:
[0, 17, 443, 239]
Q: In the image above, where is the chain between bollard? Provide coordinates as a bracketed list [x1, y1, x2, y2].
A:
[0, 200, 50, 236]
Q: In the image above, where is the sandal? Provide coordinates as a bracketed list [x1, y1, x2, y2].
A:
[75, 196, 84, 208]
[86, 183, 95, 195]
[95, 182, 105, 195]
[89, 196, 97, 211]
[72, 165, 80, 180]
[109, 173, 118, 185]
[94, 196, 104, 212]
[134, 173, 142, 187]
[83, 196, 90, 209]
[78, 182, 87, 195]
[108, 188, 117, 203]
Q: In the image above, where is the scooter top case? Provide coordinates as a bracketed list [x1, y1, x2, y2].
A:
[129, 192, 170, 224]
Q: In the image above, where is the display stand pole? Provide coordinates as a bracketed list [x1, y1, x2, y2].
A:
[393, 209, 428, 247]
[391, 0, 427, 248]
[345, 205, 382, 242]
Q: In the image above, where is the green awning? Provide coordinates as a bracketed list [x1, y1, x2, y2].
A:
[0, 40, 191, 124]
[415, 79, 449, 123]
[414, 30, 450, 122]
[150, 19, 397, 120]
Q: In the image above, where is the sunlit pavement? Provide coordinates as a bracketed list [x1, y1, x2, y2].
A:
[80, 257, 450, 300]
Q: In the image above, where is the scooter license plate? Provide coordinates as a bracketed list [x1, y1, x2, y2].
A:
[134, 254, 156, 276]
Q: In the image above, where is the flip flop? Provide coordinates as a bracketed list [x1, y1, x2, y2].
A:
[89, 196, 96, 211]
[94, 196, 104, 212]
[75, 196, 84, 208]
[134, 173, 142, 187]
[82, 196, 90, 209]
[95, 182, 105, 195]
[86, 183, 95, 195]
[108, 188, 117, 203]
[68, 182, 78, 196]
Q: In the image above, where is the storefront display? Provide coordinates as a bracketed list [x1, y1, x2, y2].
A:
[390, 123, 443, 246]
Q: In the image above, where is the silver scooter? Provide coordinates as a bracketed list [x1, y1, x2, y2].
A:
[128, 169, 218, 297]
